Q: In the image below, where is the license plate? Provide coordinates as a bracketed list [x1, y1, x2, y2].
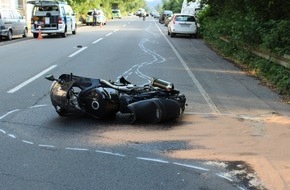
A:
[45, 17, 50, 24]
[179, 23, 190, 27]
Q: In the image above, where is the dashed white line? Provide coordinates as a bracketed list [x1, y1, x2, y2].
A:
[0, 129, 6, 134]
[173, 162, 209, 171]
[136, 157, 169, 164]
[65, 147, 89, 151]
[92, 38, 103, 44]
[105, 32, 113, 37]
[22, 140, 34, 145]
[95, 150, 125, 157]
[68, 46, 88, 57]
[7, 65, 57, 93]
[38, 144, 55, 148]
[8, 134, 16, 138]
[113, 29, 119, 32]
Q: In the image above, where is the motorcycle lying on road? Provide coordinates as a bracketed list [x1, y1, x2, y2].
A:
[45, 73, 186, 123]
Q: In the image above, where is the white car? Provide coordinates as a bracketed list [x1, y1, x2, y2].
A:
[28, 0, 77, 38]
[167, 13, 197, 38]
[86, 9, 107, 25]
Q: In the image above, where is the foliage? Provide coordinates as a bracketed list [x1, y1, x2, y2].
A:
[196, 0, 290, 97]
[67, 0, 146, 20]
[162, 0, 183, 13]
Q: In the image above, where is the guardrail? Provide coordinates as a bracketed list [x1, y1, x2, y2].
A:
[219, 37, 290, 69]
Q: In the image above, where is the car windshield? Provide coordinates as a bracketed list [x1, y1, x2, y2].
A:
[34, 5, 59, 12]
[112, 10, 120, 13]
[175, 15, 195, 22]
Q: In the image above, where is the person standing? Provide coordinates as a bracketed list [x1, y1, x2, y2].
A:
[93, 8, 97, 26]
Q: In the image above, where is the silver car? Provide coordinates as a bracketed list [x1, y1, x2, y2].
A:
[0, 8, 28, 40]
[167, 13, 197, 38]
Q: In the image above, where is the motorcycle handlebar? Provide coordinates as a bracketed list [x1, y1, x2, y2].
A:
[100, 79, 133, 92]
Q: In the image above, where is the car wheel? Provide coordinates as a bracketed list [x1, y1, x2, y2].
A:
[170, 32, 175, 38]
[72, 25, 77, 35]
[7, 30, 12, 40]
[23, 28, 28, 38]
[33, 33, 38, 38]
[168, 30, 170, 35]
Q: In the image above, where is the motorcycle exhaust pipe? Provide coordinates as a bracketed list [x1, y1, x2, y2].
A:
[151, 78, 174, 91]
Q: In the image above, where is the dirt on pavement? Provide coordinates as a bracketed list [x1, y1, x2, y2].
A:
[99, 113, 290, 190]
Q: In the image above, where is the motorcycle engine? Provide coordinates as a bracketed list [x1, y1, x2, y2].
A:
[78, 87, 119, 118]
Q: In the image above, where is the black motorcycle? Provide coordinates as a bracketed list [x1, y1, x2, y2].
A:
[45, 73, 186, 123]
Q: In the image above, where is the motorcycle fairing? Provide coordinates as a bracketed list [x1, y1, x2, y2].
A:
[50, 74, 104, 115]
[127, 98, 181, 123]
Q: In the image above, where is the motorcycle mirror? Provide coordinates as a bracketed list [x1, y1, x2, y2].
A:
[45, 74, 56, 81]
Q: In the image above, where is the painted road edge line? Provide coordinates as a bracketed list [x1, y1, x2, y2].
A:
[155, 22, 220, 114]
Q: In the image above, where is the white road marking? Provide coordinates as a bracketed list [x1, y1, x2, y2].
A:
[22, 140, 34, 144]
[0, 129, 6, 134]
[7, 65, 57, 93]
[65, 147, 88, 151]
[0, 109, 20, 120]
[29, 104, 47, 109]
[38, 144, 55, 148]
[136, 157, 169, 164]
[8, 134, 16, 138]
[173, 162, 209, 171]
[95, 150, 125, 157]
[105, 32, 113, 37]
[155, 22, 220, 114]
[215, 173, 234, 182]
[113, 29, 119, 32]
[68, 46, 87, 57]
[92, 38, 103, 44]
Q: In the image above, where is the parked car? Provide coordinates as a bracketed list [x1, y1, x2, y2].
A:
[167, 13, 197, 38]
[28, 0, 77, 38]
[0, 8, 28, 40]
[159, 10, 173, 24]
[85, 9, 107, 25]
[112, 9, 122, 19]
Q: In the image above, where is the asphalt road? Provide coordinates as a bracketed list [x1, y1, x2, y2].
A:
[0, 16, 289, 190]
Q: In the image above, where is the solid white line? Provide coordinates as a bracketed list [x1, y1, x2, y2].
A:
[92, 38, 103, 44]
[7, 65, 57, 93]
[68, 46, 87, 57]
[0, 109, 20, 120]
[155, 22, 220, 114]
[136, 157, 169, 164]
[105, 32, 113, 37]
[173, 162, 209, 171]
[95, 150, 125, 157]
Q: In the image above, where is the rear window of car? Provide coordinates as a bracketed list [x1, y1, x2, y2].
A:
[175, 15, 196, 22]
[112, 10, 120, 13]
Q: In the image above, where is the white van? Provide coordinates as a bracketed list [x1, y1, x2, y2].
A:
[28, 0, 77, 38]
[0, 8, 28, 40]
